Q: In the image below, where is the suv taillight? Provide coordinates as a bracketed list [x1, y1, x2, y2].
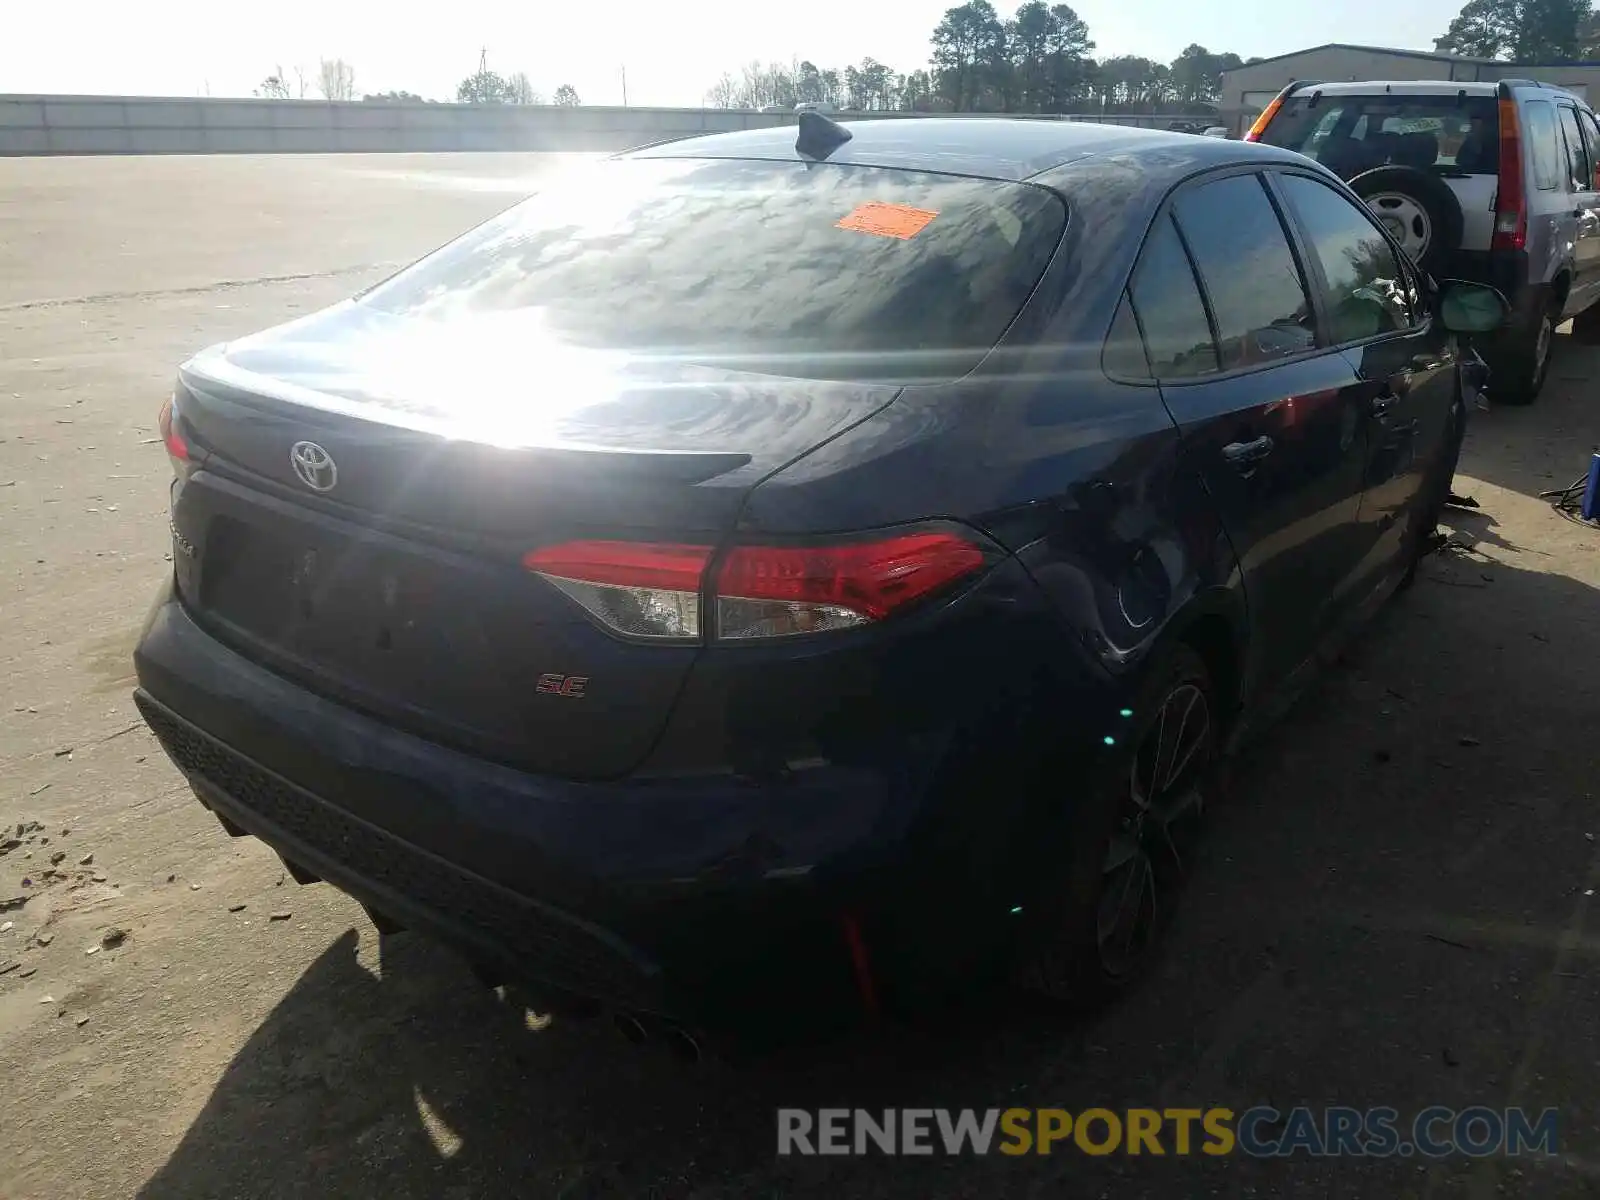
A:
[1493, 95, 1527, 252]
[524, 528, 992, 642]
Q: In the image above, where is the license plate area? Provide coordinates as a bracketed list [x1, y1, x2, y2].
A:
[199, 515, 483, 679]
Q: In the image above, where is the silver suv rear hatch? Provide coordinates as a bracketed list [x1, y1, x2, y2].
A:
[1258, 91, 1500, 253]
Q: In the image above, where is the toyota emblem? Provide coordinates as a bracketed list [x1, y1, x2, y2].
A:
[289, 441, 338, 492]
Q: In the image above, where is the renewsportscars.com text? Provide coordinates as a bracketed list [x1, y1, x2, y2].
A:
[776, 1106, 1560, 1158]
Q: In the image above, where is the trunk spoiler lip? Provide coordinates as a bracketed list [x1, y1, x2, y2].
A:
[177, 356, 758, 484]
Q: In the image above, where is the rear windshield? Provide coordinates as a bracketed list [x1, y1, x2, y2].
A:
[358, 157, 1067, 382]
[1260, 94, 1500, 179]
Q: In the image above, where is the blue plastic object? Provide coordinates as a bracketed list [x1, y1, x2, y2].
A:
[1584, 451, 1600, 521]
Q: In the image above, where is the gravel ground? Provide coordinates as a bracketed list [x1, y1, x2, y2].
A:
[1, 153, 1598, 1200]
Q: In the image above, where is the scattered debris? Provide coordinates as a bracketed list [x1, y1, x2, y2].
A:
[269, 911, 292, 922]
[1458, 736, 1482, 748]
[28, 783, 50, 797]
[1425, 932, 1478, 952]
[0, 922, 12, 933]
[189, 883, 200, 891]
[77, 853, 93, 867]
[100, 928, 127, 950]
[1442, 1047, 1461, 1067]
[1531, 632, 1551, 644]
[75, 1015, 89, 1027]
[53, 747, 73, 757]
[86, 946, 99, 956]
[39, 995, 53, 1005]
[19, 967, 36, 979]
[49, 851, 65, 865]
[0, 896, 27, 912]
[34, 932, 53, 947]
[1444, 492, 1480, 510]
[90, 873, 107, 884]
[0, 960, 19, 975]
[227, 904, 246, 914]
[166, 874, 176, 884]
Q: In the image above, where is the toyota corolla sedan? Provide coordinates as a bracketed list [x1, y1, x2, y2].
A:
[134, 116, 1506, 1041]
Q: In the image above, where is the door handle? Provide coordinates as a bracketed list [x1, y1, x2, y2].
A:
[1370, 388, 1402, 414]
[1221, 435, 1274, 468]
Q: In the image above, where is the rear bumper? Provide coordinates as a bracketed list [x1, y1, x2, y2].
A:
[134, 580, 1115, 1026]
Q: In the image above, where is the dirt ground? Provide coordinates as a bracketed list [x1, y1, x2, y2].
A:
[2, 153, 1599, 1200]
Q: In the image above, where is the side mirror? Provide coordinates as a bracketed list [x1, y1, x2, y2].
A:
[1438, 280, 1511, 334]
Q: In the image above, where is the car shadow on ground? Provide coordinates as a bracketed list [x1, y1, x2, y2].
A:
[1466, 331, 1600, 502]
[134, 513, 1600, 1198]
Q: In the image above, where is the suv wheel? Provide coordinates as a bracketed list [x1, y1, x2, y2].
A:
[1491, 298, 1559, 407]
[1348, 166, 1464, 277]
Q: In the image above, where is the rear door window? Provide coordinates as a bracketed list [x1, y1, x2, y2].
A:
[1523, 101, 1562, 191]
[1173, 174, 1318, 371]
[1127, 215, 1220, 380]
[1260, 94, 1500, 178]
[358, 157, 1067, 382]
[1559, 105, 1591, 192]
[1581, 110, 1600, 185]
[1278, 174, 1415, 344]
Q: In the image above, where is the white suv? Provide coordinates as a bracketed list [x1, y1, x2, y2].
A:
[1248, 78, 1600, 404]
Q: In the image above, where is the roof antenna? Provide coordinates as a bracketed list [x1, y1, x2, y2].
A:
[796, 110, 852, 159]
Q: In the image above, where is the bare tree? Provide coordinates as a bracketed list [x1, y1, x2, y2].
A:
[705, 73, 740, 108]
[552, 84, 581, 106]
[293, 65, 310, 99]
[506, 72, 543, 104]
[317, 58, 357, 101]
[255, 66, 291, 99]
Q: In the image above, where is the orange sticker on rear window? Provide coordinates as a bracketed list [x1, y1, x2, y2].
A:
[835, 202, 939, 240]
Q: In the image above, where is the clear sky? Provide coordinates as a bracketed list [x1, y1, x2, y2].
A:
[4, 0, 1469, 106]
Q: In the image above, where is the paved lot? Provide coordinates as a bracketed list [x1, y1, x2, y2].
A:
[1, 154, 1599, 1200]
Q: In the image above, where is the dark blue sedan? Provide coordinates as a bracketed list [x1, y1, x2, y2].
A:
[134, 116, 1506, 1043]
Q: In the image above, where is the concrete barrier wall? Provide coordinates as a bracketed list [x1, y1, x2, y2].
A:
[0, 95, 1153, 156]
[0, 95, 810, 155]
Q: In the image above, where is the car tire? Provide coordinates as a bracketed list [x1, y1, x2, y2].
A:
[1016, 644, 1217, 1011]
[1489, 296, 1559, 407]
[1347, 166, 1464, 277]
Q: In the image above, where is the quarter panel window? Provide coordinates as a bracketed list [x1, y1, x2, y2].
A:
[1127, 215, 1219, 380]
[1173, 174, 1317, 371]
[1279, 174, 1415, 343]
[1524, 101, 1561, 191]
[1103, 292, 1151, 378]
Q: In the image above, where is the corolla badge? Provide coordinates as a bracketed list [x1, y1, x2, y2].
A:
[289, 441, 338, 492]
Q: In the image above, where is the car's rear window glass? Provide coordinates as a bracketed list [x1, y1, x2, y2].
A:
[1174, 174, 1317, 372]
[358, 157, 1067, 382]
[1261, 94, 1500, 178]
[1128, 215, 1219, 379]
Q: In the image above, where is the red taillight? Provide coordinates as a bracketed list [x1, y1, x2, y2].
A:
[524, 529, 989, 642]
[523, 541, 712, 640]
[714, 532, 987, 638]
[157, 397, 189, 463]
[1493, 96, 1526, 252]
